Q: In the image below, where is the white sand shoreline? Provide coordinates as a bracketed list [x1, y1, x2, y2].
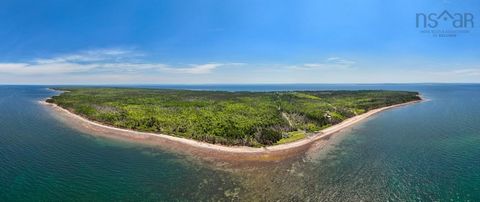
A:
[40, 93, 422, 162]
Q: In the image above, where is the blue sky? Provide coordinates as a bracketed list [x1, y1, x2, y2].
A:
[0, 0, 479, 84]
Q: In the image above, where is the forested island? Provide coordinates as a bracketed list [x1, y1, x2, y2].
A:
[46, 88, 421, 147]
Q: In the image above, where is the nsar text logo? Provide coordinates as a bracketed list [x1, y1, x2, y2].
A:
[416, 10, 474, 37]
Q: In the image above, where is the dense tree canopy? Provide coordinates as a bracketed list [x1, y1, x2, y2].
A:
[47, 88, 420, 146]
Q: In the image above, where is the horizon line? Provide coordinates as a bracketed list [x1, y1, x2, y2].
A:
[1, 82, 480, 86]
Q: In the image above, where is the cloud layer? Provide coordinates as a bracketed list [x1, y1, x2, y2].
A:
[1, 48, 478, 84]
[0, 49, 236, 75]
[287, 57, 356, 70]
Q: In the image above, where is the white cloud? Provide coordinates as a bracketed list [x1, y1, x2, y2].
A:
[326, 57, 356, 65]
[159, 63, 224, 74]
[0, 62, 96, 74]
[432, 68, 480, 76]
[0, 49, 240, 75]
[33, 48, 135, 64]
[451, 68, 480, 76]
[288, 57, 356, 70]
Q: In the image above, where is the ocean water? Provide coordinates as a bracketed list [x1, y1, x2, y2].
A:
[1, 84, 479, 201]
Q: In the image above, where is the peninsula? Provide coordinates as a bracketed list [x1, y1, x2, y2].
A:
[44, 88, 421, 157]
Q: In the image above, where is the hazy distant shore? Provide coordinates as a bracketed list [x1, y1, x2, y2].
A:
[40, 96, 422, 163]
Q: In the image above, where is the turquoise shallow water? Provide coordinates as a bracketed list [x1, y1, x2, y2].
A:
[1, 84, 479, 201]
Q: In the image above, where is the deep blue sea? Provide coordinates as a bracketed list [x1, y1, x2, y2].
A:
[1, 84, 479, 201]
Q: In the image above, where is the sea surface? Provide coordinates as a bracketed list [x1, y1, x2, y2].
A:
[1, 84, 479, 201]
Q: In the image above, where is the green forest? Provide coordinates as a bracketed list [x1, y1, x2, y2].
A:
[47, 88, 420, 146]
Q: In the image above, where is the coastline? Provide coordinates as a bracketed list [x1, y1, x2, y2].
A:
[40, 96, 422, 163]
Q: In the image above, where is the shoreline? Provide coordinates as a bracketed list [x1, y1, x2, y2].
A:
[40, 96, 422, 163]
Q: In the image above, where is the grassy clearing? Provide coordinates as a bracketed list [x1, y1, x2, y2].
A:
[276, 131, 307, 145]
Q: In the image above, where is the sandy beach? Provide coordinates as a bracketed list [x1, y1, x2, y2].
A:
[40, 98, 422, 164]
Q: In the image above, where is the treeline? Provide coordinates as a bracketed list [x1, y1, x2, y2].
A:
[48, 88, 420, 146]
